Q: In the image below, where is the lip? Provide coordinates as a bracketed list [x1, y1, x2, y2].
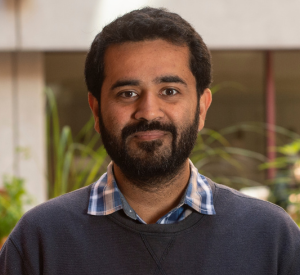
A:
[133, 130, 166, 141]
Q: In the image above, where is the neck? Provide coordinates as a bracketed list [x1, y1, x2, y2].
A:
[113, 159, 191, 224]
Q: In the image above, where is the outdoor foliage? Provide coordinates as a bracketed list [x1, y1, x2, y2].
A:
[46, 88, 108, 199]
[190, 126, 266, 189]
[260, 138, 300, 225]
[0, 177, 30, 241]
[190, 84, 268, 189]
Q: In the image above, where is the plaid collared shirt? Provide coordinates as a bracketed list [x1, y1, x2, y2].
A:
[88, 160, 216, 224]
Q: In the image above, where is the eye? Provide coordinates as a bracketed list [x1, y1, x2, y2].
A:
[119, 91, 138, 98]
[161, 88, 178, 96]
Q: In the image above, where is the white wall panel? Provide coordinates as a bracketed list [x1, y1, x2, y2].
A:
[167, 0, 300, 49]
[0, 0, 298, 51]
[0, 0, 17, 50]
[19, 0, 100, 50]
[16, 52, 46, 205]
[0, 53, 14, 185]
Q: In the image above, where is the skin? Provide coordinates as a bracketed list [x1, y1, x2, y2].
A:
[89, 39, 212, 223]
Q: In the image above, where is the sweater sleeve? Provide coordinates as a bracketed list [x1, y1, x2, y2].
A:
[0, 238, 29, 275]
[287, 240, 300, 275]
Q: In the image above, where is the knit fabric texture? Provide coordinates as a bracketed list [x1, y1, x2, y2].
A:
[1, 178, 300, 275]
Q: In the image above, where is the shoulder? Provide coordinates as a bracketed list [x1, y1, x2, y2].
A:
[29, 184, 90, 215]
[208, 178, 300, 238]
[1, 185, 95, 273]
[213, 181, 287, 215]
[11, 185, 92, 235]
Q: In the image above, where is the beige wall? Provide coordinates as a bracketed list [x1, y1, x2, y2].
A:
[1, 0, 300, 51]
[0, 0, 16, 50]
[0, 54, 14, 178]
[0, 52, 46, 206]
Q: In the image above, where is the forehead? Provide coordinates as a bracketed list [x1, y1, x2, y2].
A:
[102, 39, 194, 84]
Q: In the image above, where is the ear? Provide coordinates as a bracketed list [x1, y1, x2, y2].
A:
[198, 88, 212, 132]
[88, 92, 100, 134]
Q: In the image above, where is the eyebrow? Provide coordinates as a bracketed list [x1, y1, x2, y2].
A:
[110, 75, 187, 91]
[154, 75, 187, 86]
[110, 79, 140, 90]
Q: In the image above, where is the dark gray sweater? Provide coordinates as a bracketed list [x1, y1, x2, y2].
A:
[1, 180, 300, 275]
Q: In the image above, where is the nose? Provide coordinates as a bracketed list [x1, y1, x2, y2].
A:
[134, 91, 164, 122]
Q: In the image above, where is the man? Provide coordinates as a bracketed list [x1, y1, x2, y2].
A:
[1, 7, 300, 275]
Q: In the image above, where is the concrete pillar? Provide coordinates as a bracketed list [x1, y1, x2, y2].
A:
[16, 52, 46, 206]
[0, 53, 14, 179]
[0, 52, 46, 206]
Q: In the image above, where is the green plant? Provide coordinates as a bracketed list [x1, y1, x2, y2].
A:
[259, 139, 300, 224]
[288, 190, 300, 227]
[191, 126, 267, 190]
[260, 139, 300, 171]
[190, 84, 269, 189]
[46, 88, 108, 199]
[0, 177, 30, 240]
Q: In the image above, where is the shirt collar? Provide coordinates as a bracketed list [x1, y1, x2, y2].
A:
[87, 160, 216, 217]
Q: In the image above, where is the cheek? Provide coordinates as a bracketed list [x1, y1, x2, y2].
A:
[169, 102, 196, 125]
[101, 107, 128, 135]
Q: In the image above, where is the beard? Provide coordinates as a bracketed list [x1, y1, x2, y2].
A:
[99, 104, 199, 190]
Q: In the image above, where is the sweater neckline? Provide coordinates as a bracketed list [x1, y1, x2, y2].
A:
[107, 178, 216, 234]
[108, 210, 204, 234]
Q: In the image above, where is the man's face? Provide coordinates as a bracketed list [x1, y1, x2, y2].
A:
[89, 39, 211, 188]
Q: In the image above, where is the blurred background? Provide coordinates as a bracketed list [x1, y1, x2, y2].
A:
[1, 0, 300, 242]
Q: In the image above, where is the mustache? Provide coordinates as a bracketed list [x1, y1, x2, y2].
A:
[121, 120, 177, 140]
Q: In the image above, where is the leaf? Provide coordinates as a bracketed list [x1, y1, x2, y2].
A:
[0, 177, 30, 239]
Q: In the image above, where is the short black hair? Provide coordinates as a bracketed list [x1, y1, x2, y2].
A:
[85, 7, 211, 103]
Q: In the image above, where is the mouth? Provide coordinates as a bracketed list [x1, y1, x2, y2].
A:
[133, 130, 167, 141]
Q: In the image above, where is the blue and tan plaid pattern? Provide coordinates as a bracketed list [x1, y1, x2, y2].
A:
[88, 160, 216, 224]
